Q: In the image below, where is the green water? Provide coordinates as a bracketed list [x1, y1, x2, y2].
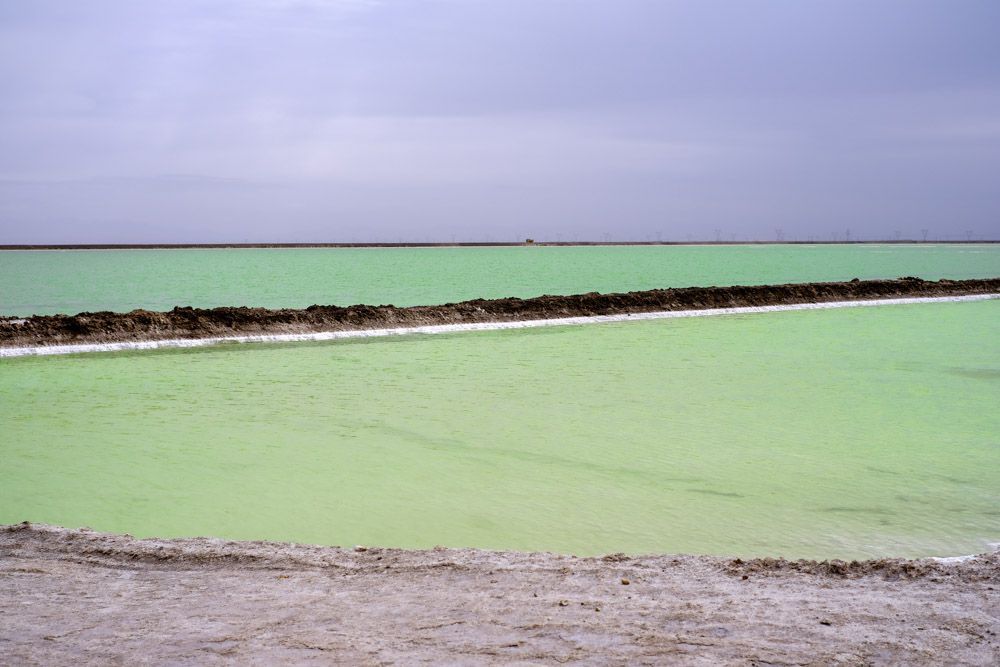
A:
[2, 300, 997, 559]
[2, 244, 997, 316]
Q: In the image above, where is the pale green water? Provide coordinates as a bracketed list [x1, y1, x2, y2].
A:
[2, 300, 997, 559]
[2, 244, 998, 316]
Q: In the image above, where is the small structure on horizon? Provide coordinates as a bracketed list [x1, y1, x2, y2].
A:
[524, 238, 535, 245]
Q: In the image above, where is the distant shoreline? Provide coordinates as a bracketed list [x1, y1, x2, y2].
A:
[1, 240, 998, 250]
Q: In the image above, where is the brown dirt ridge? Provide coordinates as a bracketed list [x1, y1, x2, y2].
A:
[2, 523, 998, 665]
[3, 276, 999, 349]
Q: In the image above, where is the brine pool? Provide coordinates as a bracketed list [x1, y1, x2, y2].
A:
[2, 243, 998, 316]
[1, 299, 997, 559]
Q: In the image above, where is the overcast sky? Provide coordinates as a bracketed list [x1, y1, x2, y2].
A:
[1, 0, 999, 243]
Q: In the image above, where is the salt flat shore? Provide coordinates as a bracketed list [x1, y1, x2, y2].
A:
[2, 524, 997, 665]
[2, 277, 998, 351]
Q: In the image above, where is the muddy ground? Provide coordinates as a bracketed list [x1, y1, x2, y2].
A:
[1, 523, 997, 665]
[2, 277, 998, 349]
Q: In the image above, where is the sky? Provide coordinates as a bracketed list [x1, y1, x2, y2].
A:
[1, 0, 999, 243]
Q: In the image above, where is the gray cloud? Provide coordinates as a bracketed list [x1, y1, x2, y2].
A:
[1, 0, 999, 242]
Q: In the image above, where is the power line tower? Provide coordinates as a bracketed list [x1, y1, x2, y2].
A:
[921, 229, 929, 242]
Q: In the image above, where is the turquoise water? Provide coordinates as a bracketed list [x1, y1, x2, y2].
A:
[2, 244, 998, 316]
[2, 300, 997, 559]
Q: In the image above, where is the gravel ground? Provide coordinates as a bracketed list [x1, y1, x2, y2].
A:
[1, 523, 997, 665]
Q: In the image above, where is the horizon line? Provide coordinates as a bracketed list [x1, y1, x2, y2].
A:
[2, 239, 999, 250]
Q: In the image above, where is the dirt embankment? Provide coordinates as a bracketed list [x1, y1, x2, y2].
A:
[1, 523, 998, 665]
[2, 277, 998, 349]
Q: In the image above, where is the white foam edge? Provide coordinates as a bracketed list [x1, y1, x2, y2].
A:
[931, 554, 979, 565]
[931, 541, 1000, 564]
[2, 293, 997, 358]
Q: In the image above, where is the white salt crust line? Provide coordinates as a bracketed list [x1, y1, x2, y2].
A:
[2, 293, 997, 358]
[932, 554, 979, 564]
[933, 542, 1000, 564]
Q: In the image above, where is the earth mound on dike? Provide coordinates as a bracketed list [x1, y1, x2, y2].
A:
[2, 276, 998, 348]
[1, 523, 997, 664]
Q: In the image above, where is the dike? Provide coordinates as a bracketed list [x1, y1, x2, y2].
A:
[2, 276, 998, 349]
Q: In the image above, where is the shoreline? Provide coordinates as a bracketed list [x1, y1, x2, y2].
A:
[2, 277, 999, 353]
[2, 292, 997, 358]
[3, 523, 997, 664]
